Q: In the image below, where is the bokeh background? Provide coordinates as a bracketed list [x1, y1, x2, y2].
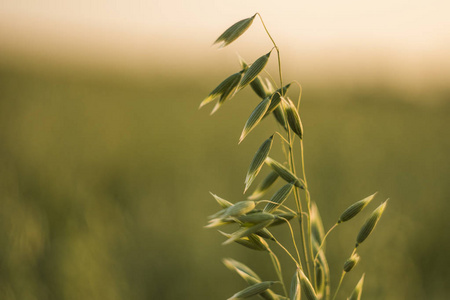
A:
[1, 1, 449, 299]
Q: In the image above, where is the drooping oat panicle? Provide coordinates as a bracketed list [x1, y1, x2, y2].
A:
[239, 97, 271, 143]
[338, 192, 377, 223]
[228, 281, 278, 300]
[214, 15, 256, 48]
[289, 271, 301, 300]
[356, 200, 388, 246]
[348, 274, 365, 300]
[248, 171, 279, 200]
[283, 97, 303, 139]
[244, 135, 274, 193]
[263, 183, 294, 213]
[200, 71, 243, 109]
[343, 253, 360, 273]
[298, 269, 318, 300]
[239, 51, 272, 90]
[210, 192, 233, 208]
[265, 157, 304, 188]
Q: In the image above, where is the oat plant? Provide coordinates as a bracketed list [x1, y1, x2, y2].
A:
[200, 14, 388, 300]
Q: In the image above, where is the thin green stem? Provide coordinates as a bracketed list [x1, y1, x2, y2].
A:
[274, 131, 290, 145]
[268, 248, 288, 297]
[290, 80, 303, 110]
[332, 271, 346, 300]
[256, 13, 283, 89]
[275, 240, 300, 268]
[280, 217, 302, 269]
[314, 223, 339, 262]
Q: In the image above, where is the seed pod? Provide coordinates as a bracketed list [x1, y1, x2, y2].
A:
[298, 269, 318, 300]
[239, 51, 272, 90]
[237, 212, 276, 225]
[338, 192, 377, 223]
[223, 220, 273, 245]
[263, 183, 294, 213]
[356, 200, 388, 246]
[210, 192, 233, 208]
[244, 135, 274, 193]
[248, 171, 279, 200]
[228, 281, 277, 300]
[223, 258, 261, 282]
[214, 15, 256, 48]
[239, 97, 271, 143]
[225, 201, 256, 217]
[343, 253, 360, 273]
[283, 97, 303, 139]
[264, 84, 291, 116]
[200, 71, 243, 109]
[348, 274, 365, 300]
[310, 201, 325, 246]
[265, 157, 304, 189]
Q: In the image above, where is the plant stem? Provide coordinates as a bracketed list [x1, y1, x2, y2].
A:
[314, 223, 339, 262]
[332, 271, 346, 300]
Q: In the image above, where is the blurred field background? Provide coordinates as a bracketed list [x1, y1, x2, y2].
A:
[1, 1, 449, 299]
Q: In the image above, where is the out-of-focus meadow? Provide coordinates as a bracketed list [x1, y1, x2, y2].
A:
[1, 62, 449, 299]
[1, 1, 450, 299]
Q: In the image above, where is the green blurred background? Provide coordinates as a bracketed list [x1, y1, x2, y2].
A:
[1, 1, 450, 299]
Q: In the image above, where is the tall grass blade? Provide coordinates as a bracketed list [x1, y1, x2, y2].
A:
[219, 231, 269, 251]
[272, 105, 288, 131]
[264, 84, 291, 116]
[248, 171, 279, 200]
[224, 201, 256, 217]
[310, 202, 325, 246]
[239, 97, 271, 143]
[214, 15, 256, 48]
[343, 253, 360, 273]
[244, 135, 274, 193]
[263, 183, 294, 213]
[239, 51, 272, 90]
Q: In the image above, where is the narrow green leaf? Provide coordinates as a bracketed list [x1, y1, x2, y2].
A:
[290, 271, 301, 300]
[239, 97, 271, 144]
[200, 71, 242, 109]
[265, 157, 304, 188]
[338, 192, 377, 223]
[348, 274, 365, 300]
[228, 281, 277, 299]
[263, 183, 294, 213]
[356, 200, 389, 246]
[248, 171, 279, 200]
[283, 97, 303, 139]
[298, 269, 318, 300]
[244, 135, 274, 193]
[223, 220, 273, 245]
[239, 51, 272, 90]
[214, 15, 256, 48]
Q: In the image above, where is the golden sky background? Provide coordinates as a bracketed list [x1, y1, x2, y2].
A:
[1, 0, 449, 88]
